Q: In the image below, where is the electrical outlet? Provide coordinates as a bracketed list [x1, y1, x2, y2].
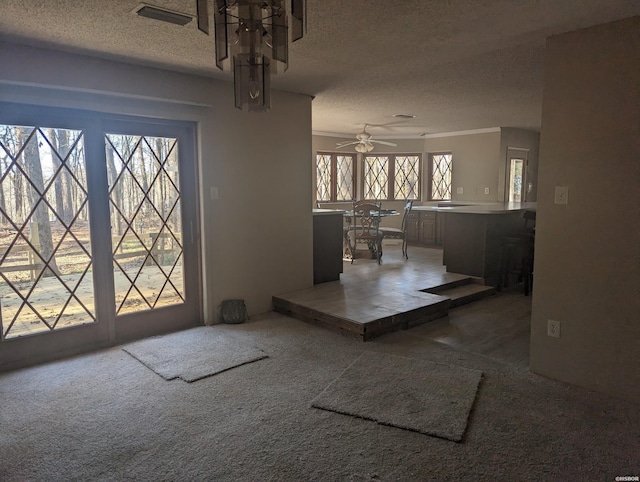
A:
[210, 186, 219, 200]
[484, 187, 490, 195]
[547, 319, 561, 338]
[456, 187, 464, 194]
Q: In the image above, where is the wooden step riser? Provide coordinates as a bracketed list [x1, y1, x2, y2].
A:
[448, 288, 496, 308]
[421, 276, 485, 294]
[273, 296, 450, 341]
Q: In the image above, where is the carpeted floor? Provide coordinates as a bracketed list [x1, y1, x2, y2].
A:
[312, 351, 482, 442]
[0, 312, 638, 481]
[122, 327, 268, 382]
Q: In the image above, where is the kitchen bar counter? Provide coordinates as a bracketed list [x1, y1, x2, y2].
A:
[432, 202, 536, 284]
[312, 209, 345, 284]
[412, 202, 537, 214]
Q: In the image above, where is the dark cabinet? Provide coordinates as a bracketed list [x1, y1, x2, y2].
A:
[407, 210, 444, 247]
[406, 213, 420, 244]
[313, 212, 344, 284]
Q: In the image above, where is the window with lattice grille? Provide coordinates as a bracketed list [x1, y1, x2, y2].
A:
[363, 156, 389, 200]
[429, 153, 452, 200]
[315, 153, 355, 202]
[363, 154, 421, 200]
[316, 154, 332, 201]
[394, 156, 420, 199]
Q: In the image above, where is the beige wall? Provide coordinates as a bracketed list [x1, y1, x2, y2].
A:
[530, 17, 640, 402]
[0, 42, 314, 324]
[423, 130, 501, 202]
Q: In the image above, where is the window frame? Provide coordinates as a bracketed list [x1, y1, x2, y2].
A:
[361, 153, 422, 201]
[315, 151, 357, 202]
[427, 152, 453, 201]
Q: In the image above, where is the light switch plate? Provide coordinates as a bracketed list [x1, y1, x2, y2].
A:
[210, 186, 219, 200]
[554, 186, 568, 204]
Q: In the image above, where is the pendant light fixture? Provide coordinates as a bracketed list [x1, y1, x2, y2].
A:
[197, 0, 306, 112]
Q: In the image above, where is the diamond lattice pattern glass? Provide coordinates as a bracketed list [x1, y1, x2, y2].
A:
[0, 125, 94, 339]
[431, 153, 452, 200]
[394, 156, 420, 200]
[363, 156, 389, 200]
[105, 134, 184, 315]
[335, 155, 354, 201]
[316, 154, 331, 202]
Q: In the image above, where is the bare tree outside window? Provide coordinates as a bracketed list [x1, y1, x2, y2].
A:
[315, 153, 355, 202]
[0, 124, 94, 339]
[364, 154, 421, 200]
[429, 153, 452, 200]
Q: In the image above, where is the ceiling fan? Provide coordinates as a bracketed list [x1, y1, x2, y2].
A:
[336, 125, 398, 153]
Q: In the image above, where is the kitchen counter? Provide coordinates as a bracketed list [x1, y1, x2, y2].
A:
[413, 202, 536, 215]
[414, 202, 536, 284]
[312, 209, 344, 284]
[312, 208, 345, 216]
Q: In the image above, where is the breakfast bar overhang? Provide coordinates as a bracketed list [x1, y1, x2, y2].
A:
[413, 203, 537, 286]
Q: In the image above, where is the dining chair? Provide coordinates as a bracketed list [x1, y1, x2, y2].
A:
[378, 199, 413, 259]
[346, 200, 383, 264]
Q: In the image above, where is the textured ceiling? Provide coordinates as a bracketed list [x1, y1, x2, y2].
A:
[1, 0, 638, 137]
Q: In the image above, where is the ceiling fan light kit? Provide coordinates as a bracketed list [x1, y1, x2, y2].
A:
[197, 0, 306, 112]
[354, 142, 374, 153]
[336, 125, 398, 153]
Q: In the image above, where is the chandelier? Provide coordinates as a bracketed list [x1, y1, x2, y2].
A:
[197, 0, 306, 112]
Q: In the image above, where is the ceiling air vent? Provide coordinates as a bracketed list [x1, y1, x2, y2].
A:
[393, 114, 416, 119]
[134, 3, 193, 26]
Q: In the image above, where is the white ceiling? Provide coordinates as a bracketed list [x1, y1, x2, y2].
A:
[1, 1, 638, 137]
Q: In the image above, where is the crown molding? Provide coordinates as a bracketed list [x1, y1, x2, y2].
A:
[313, 127, 502, 140]
[421, 127, 501, 138]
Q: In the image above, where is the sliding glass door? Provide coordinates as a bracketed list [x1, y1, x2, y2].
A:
[0, 103, 200, 367]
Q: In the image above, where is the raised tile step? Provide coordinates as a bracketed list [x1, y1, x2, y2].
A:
[273, 290, 450, 341]
[422, 282, 495, 308]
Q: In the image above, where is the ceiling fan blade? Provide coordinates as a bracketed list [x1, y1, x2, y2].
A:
[336, 141, 360, 147]
[371, 140, 398, 147]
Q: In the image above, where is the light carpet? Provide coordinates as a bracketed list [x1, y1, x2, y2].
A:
[122, 326, 268, 382]
[311, 350, 483, 442]
[1, 314, 637, 481]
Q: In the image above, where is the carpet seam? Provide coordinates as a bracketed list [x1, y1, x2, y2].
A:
[309, 351, 366, 404]
[183, 354, 269, 382]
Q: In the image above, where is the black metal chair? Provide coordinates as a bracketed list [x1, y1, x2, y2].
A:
[346, 200, 383, 264]
[378, 200, 413, 259]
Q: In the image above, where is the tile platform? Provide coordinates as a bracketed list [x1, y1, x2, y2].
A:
[273, 245, 495, 340]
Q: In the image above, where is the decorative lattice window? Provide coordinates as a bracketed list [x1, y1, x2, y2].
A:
[363, 156, 389, 200]
[315, 153, 355, 202]
[0, 124, 94, 339]
[363, 154, 421, 200]
[429, 153, 452, 200]
[394, 155, 420, 200]
[335, 156, 354, 201]
[316, 154, 332, 202]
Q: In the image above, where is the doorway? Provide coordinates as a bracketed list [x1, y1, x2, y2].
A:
[0, 103, 201, 368]
[506, 148, 529, 202]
